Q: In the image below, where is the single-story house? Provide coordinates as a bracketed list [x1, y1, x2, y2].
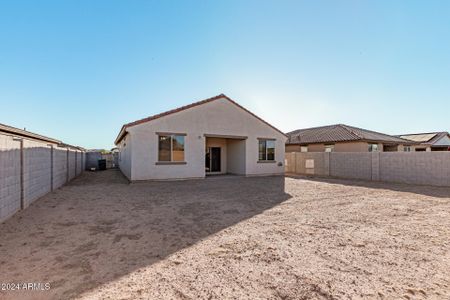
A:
[286, 124, 414, 153]
[398, 132, 450, 151]
[114, 94, 287, 181]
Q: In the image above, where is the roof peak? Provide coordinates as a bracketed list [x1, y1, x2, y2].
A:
[115, 93, 286, 144]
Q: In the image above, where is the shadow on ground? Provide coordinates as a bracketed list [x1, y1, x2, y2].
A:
[286, 174, 450, 198]
[0, 170, 290, 299]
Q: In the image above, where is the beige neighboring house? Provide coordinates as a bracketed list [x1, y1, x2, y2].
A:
[114, 94, 287, 181]
[286, 124, 414, 153]
[398, 132, 450, 151]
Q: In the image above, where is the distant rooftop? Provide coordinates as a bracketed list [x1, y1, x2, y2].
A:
[398, 132, 450, 145]
[0, 122, 61, 144]
[0, 122, 84, 150]
[287, 124, 412, 145]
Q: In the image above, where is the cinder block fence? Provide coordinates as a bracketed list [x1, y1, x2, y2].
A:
[285, 152, 450, 187]
[0, 133, 85, 223]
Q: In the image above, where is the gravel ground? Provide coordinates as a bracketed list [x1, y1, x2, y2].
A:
[0, 170, 449, 299]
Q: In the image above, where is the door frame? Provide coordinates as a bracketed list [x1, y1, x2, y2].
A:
[205, 146, 221, 174]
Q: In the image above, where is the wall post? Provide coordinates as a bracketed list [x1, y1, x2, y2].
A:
[13, 138, 25, 210]
[50, 145, 54, 191]
[66, 148, 69, 183]
[75, 150, 77, 176]
[294, 152, 297, 174]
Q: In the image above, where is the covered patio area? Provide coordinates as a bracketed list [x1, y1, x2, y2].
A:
[205, 134, 247, 175]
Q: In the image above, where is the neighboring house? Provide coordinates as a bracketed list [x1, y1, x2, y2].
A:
[398, 132, 450, 151]
[114, 94, 287, 181]
[0, 122, 62, 145]
[286, 124, 414, 153]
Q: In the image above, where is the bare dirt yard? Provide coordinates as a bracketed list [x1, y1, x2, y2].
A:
[1, 170, 449, 300]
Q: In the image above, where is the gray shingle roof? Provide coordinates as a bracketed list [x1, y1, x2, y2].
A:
[287, 124, 411, 145]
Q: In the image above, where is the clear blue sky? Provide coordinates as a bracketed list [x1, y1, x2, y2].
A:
[1, 1, 449, 149]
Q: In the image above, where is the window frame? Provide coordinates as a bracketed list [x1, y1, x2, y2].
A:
[324, 144, 334, 152]
[258, 138, 276, 162]
[368, 143, 379, 152]
[157, 133, 186, 164]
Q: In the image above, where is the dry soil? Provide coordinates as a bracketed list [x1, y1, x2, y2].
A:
[0, 170, 449, 299]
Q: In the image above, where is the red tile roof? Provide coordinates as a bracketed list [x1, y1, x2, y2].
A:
[115, 94, 286, 144]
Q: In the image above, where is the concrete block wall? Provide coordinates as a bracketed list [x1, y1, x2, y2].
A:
[1, 133, 85, 223]
[284, 152, 295, 173]
[53, 146, 68, 189]
[0, 135, 21, 222]
[68, 150, 76, 180]
[380, 152, 450, 186]
[329, 153, 372, 181]
[298, 152, 328, 176]
[23, 140, 52, 208]
[286, 152, 450, 187]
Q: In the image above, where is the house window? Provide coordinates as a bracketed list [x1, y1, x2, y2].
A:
[368, 143, 379, 152]
[404, 146, 411, 152]
[158, 134, 185, 162]
[258, 139, 275, 161]
[300, 146, 308, 152]
[325, 144, 334, 152]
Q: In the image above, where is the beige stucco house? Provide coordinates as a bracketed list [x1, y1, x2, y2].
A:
[114, 94, 287, 181]
[286, 124, 414, 153]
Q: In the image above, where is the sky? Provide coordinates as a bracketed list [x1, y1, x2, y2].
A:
[0, 1, 449, 149]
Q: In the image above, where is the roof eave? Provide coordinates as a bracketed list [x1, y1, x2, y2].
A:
[114, 126, 128, 145]
[114, 94, 288, 145]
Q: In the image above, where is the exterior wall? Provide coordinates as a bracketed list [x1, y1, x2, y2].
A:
[127, 97, 286, 180]
[334, 142, 370, 152]
[286, 152, 450, 187]
[307, 144, 325, 152]
[118, 134, 132, 180]
[285, 144, 301, 152]
[0, 135, 21, 222]
[227, 139, 246, 175]
[0, 133, 85, 223]
[206, 137, 227, 174]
